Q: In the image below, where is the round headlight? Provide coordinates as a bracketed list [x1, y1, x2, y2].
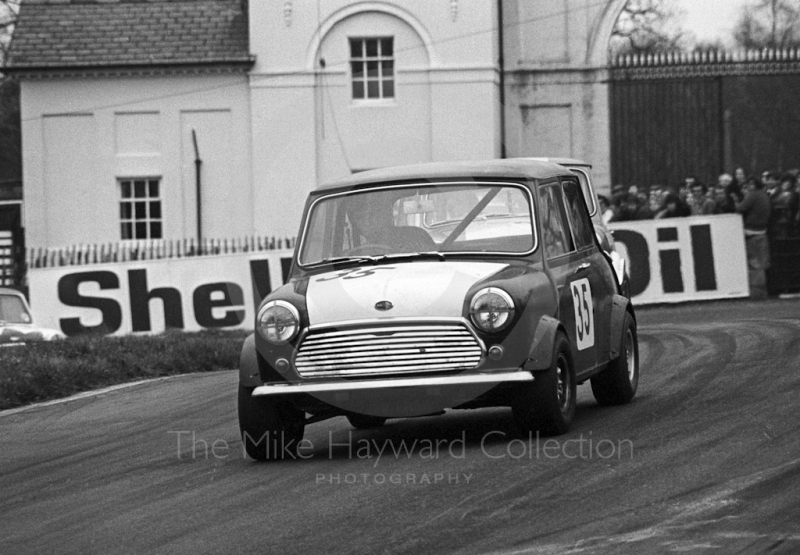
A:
[469, 288, 515, 333]
[257, 301, 300, 344]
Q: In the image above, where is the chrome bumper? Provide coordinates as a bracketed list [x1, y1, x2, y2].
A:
[251, 371, 534, 396]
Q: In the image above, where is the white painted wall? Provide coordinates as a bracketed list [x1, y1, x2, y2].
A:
[20, 73, 252, 249]
[502, 0, 621, 196]
[18, 0, 626, 248]
[248, 0, 501, 237]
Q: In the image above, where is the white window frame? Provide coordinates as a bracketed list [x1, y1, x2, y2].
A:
[119, 177, 163, 240]
[349, 36, 395, 101]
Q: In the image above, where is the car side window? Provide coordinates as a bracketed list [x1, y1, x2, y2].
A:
[538, 183, 574, 259]
[562, 178, 595, 250]
[0, 294, 32, 324]
[570, 168, 597, 217]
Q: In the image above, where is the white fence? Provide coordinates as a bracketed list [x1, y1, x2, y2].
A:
[27, 236, 295, 269]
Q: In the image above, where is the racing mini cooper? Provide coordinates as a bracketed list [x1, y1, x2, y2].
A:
[238, 159, 639, 460]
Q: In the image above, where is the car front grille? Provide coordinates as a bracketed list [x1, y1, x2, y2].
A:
[294, 322, 484, 378]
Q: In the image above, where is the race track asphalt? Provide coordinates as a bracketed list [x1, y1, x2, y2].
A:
[1, 298, 799, 554]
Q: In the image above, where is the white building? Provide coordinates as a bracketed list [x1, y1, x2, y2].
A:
[5, 0, 629, 249]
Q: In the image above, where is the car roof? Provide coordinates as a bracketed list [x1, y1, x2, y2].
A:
[316, 159, 571, 192]
[519, 157, 591, 169]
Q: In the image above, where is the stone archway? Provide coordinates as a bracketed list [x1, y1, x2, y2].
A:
[309, 4, 435, 182]
[587, 0, 629, 66]
[305, 1, 437, 71]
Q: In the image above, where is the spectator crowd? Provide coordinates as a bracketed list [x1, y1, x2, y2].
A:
[599, 168, 800, 237]
[599, 168, 800, 298]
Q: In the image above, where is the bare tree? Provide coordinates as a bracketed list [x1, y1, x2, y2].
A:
[693, 38, 727, 52]
[610, 0, 689, 56]
[1, 1, 21, 185]
[0, 0, 19, 66]
[733, 0, 800, 50]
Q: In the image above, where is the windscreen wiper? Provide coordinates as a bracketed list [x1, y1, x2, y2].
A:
[372, 251, 446, 263]
[303, 256, 378, 268]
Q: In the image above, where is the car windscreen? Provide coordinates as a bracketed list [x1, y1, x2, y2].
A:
[298, 183, 536, 266]
[0, 294, 33, 324]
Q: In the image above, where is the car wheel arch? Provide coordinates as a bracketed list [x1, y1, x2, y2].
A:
[608, 294, 635, 360]
[239, 334, 263, 388]
[524, 315, 569, 372]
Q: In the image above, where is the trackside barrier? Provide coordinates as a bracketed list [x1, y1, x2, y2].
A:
[27, 217, 750, 336]
[27, 242, 295, 336]
[608, 214, 749, 305]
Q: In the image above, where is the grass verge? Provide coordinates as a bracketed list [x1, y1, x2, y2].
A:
[0, 330, 248, 411]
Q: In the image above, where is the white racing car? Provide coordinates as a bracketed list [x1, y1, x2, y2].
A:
[0, 287, 65, 346]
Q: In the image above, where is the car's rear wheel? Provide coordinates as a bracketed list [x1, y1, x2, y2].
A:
[346, 414, 388, 429]
[591, 312, 639, 405]
[238, 386, 305, 461]
[513, 332, 576, 436]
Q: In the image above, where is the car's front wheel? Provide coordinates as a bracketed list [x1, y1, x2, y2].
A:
[513, 332, 576, 436]
[238, 386, 306, 461]
[591, 312, 639, 405]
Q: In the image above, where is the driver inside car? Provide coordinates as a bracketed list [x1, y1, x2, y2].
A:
[346, 193, 436, 254]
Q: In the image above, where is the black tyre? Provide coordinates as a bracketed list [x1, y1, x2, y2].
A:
[513, 332, 576, 436]
[591, 312, 639, 406]
[346, 414, 387, 429]
[238, 386, 305, 461]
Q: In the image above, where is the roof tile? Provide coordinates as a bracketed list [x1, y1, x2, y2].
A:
[5, 0, 252, 69]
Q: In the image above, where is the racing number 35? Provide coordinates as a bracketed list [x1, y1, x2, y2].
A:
[570, 277, 595, 350]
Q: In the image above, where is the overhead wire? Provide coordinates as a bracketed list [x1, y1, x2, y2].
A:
[322, 69, 352, 172]
[14, 0, 613, 123]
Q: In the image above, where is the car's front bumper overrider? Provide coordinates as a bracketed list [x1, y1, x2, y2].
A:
[251, 371, 534, 396]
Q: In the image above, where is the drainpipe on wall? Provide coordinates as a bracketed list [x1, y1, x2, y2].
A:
[192, 129, 203, 250]
[497, 0, 506, 159]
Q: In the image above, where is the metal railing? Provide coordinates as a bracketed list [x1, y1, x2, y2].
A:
[27, 235, 296, 269]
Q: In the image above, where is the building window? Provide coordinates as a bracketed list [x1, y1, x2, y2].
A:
[120, 178, 162, 239]
[349, 37, 394, 100]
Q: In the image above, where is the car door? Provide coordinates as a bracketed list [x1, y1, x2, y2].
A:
[560, 176, 616, 373]
[538, 181, 585, 368]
